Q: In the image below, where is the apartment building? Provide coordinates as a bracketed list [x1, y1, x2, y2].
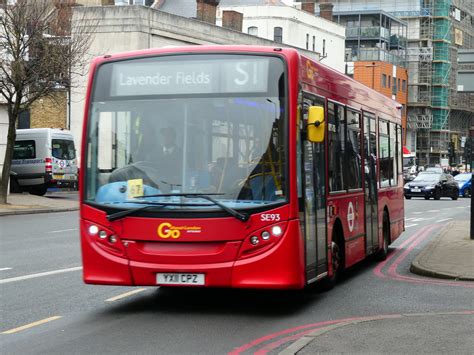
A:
[313, 0, 473, 167]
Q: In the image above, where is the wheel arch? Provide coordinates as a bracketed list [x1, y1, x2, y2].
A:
[332, 217, 345, 266]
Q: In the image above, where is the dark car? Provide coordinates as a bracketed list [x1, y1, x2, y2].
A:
[404, 172, 459, 200]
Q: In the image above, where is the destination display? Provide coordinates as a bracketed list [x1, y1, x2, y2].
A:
[110, 57, 270, 96]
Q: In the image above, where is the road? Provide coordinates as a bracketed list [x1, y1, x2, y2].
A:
[0, 198, 472, 354]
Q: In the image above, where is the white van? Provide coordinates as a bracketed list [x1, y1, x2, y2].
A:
[10, 128, 78, 196]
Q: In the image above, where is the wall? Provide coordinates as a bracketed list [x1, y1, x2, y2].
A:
[216, 5, 346, 73]
[29, 91, 68, 129]
[354, 61, 408, 131]
[70, 5, 321, 160]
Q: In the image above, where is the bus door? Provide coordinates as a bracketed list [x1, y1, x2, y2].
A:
[299, 94, 327, 283]
[363, 113, 378, 252]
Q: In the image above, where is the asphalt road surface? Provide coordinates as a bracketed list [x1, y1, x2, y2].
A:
[0, 197, 472, 354]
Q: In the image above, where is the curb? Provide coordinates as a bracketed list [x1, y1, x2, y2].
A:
[410, 260, 474, 281]
[410, 222, 474, 281]
[0, 207, 79, 217]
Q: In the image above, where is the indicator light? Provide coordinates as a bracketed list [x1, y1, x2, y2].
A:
[261, 231, 271, 240]
[99, 230, 107, 239]
[250, 236, 259, 245]
[109, 235, 117, 243]
[272, 226, 282, 236]
[88, 225, 99, 236]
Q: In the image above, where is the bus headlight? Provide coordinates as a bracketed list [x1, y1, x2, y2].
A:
[88, 225, 99, 236]
[82, 220, 126, 257]
[250, 236, 259, 245]
[239, 222, 288, 259]
[271, 226, 282, 236]
[261, 231, 271, 240]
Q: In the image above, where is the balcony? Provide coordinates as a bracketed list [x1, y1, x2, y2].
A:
[345, 26, 390, 40]
[347, 48, 406, 67]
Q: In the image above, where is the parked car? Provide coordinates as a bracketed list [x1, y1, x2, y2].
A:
[404, 172, 459, 200]
[424, 166, 444, 174]
[10, 128, 78, 196]
[454, 172, 472, 197]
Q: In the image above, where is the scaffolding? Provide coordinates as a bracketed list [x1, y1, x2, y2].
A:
[332, 0, 472, 165]
[431, 0, 452, 131]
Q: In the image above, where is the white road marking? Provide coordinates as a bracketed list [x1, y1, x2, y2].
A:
[0, 268, 12, 271]
[2, 316, 62, 334]
[437, 218, 453, 222]
[427, 210, 440, 212]
[46, 228, 78, 234]
[410, 217, 435, 222]
[0, 266, 82, 284]
[105, 288, 147, 302]
[405, 224, 418, 228]
[412, 212, 423, 214]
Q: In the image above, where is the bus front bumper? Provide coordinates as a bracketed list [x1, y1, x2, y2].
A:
[81, 220, 305, 289]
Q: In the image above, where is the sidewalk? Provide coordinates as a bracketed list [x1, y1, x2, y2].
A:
[410, 220, 474, 281]
[0, 192, 79, 216]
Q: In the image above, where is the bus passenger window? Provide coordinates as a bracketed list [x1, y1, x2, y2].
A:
[345, 110, 362, 189]
[328, 102, 345, 192]
[379, 120, 391, 187]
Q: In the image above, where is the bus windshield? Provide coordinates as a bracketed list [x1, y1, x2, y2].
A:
[85, 54, 287, 213]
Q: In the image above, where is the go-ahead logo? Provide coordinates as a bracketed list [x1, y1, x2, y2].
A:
[157, 222, 202, 239]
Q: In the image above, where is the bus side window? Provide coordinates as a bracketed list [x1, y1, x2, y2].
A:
[345, 110, 362, 189]
[328, 102, 345, 192]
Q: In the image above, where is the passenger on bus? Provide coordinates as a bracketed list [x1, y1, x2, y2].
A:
[157, 127, 183, 190]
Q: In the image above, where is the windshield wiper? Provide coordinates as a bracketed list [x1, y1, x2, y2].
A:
[134, 193, 249, 222]
[107, 203, 167, 222]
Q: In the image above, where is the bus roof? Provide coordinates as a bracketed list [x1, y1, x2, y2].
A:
[299, 54, 402, 118]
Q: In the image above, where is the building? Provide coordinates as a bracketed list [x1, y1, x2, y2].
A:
[332, 10, 409, 135]
[69, 4, 322, 159]
[215, 3, 346, 73]
[152, 0, 345, 73]
[317, 0, 473, 167]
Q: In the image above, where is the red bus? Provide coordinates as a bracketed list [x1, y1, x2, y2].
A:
[80, 45, 404, 289]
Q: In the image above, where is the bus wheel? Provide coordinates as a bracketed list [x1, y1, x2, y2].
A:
[322, 233, 344, 290]
[376, 212, 390, 261]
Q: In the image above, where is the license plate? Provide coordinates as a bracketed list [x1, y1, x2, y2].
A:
[156, 273, 205, 286]
[53, 174, 64, 179]
[411, 188, 421, 192]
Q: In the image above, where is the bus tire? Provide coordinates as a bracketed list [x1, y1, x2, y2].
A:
[322, 227, 344, 290]
[376, 211, 390, 261]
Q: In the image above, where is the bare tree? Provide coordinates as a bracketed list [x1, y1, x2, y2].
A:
[0, 0, 94, 204]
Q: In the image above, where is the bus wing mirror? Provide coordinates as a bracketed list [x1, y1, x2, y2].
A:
[307, 106, 325, 143]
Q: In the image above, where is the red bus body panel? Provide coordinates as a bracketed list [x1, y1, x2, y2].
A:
[80, 45, 404, 289]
